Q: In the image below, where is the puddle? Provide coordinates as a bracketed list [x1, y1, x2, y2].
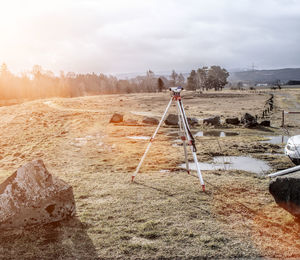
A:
[127, 136, 150, 140]
[264, 152, 284, 156]
[180, 156, 271, 175]
[194, 131, 239, 137]
[260, 136, 289, 144]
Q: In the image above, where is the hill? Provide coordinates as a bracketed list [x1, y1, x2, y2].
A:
[229, 68, 300, 84]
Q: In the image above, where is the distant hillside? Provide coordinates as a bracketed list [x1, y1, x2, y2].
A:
[229, 68, 300, 84]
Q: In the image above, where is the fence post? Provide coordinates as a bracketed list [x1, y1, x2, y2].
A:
[281, 110, 284, 127]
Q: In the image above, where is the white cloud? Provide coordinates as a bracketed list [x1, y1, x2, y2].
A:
[0, 0, 299, 74]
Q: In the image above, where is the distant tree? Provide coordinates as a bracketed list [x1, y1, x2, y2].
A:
[196, 67, 207, 91]
[158, 78, 164, 92]
[187, 70, 197, 90]
[177, 73, 185, 86]
[0, 63, 9, 77]
[206, 66, 229, 91]
[144, 69, 156, 92]
[170, 70, 178, 86]
[275, 79, 281, 89]
[187, 66, 229, 91]
[237, 82, 243, 89]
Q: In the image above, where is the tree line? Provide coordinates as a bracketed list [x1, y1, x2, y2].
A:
[0, 63, 229, 101]
[186, 66, 229, 91]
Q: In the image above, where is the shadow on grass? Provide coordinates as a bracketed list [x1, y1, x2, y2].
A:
[134, 178, 212, 216]
[0, 217, 98, 259]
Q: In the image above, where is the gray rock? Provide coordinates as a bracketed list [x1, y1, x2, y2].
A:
[165, 114, 178, 125]
[260, 120, 271, 127]
[0, 159, 76, 229]
[187, 117, 199, 126]
[241, 113, 257, 128]
[269, 171, 300, 218]
[203, 116, 220, 126]
[109, 113, 123, 123]
[165, 114, 198, 127]
[225, 117, 240, 125]
[142, 117, 159, 125]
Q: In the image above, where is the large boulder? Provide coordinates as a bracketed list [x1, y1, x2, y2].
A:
[109, 113, 123, 123]
[269, 172, 300, 218]
[165, 114, 178, 125]
[0, 160, 75, 229]
[165, 114, 198, 127]
[142, 117, 159, 125]
[241, 113, 257, 128]
[203, 116, 220, 126]
[225, 117, 240, 125]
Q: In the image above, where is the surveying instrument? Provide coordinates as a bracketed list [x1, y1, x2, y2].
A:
[131, 86, 205, 191]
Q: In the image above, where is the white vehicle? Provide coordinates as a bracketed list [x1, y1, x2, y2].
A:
[285, 135, 300, 165]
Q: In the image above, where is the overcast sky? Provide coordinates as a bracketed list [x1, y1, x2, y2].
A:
[0, 0, 300, 75]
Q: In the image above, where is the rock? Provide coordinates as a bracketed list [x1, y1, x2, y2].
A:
[0, 160, 75, 229]
[142, 117, 159, 125]
[203, 116, 220, 126]
[165, 114, 178, 125]
[109, 113, 123, 123]
[187, 117, 199, 126]
[241, 113, 257, 128]
[225, 117, 240, 125]
[165, 114, 198, 127]
[260, 120, 271, 127]
[269, 172, 300, 218]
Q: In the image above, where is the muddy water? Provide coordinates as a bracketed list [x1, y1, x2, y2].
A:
[180, 156, 271, 175]
[168, 130, 239, 138]
[261, 136, 289, 144]
[194, 131, 239, 137]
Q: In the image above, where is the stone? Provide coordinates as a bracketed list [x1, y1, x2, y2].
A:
[260, 120, 271, 127]
[203, 116, 220, 126]
[241, 113, 257, 128]
[109, 113, 123, 123]
[225, 117, 240, 125]
[187, 117, 199, 126]
[165, 114, 178, 125]
[165, 114, 198, 127]
[142, 117, 159, 125]
[269, 172, 300, 218]
[0, 159, 75, 229]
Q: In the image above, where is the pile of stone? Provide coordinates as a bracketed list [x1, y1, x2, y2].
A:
[0, 160, 75, 229]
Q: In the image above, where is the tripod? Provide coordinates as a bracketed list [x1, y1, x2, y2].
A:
[131, 87, 205, 191]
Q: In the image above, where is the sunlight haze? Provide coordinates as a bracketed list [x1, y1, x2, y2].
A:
[0, 0, 300, 74]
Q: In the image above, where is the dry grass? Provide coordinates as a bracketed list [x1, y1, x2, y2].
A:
[0, 89, 299, 259]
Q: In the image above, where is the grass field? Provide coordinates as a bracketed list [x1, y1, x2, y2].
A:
[0, 89, 299, 259]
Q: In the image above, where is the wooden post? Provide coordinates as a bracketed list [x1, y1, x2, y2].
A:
[281, 110, 284, 127]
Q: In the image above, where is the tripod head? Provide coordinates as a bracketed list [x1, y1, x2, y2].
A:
[169, 86, 183, 94]
[169, 86, 183, 99]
